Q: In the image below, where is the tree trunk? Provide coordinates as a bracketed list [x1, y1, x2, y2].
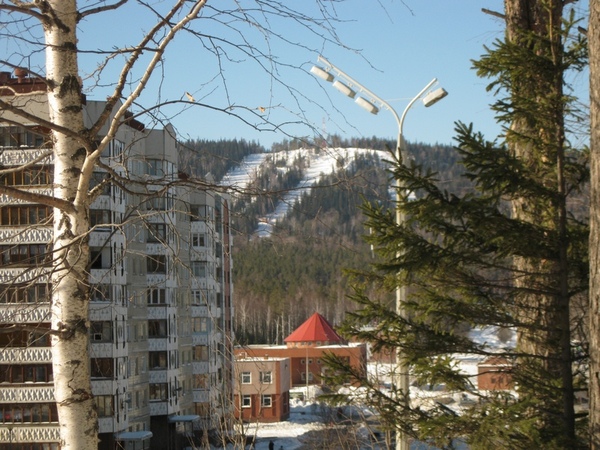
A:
[46, 1, 98, 448]
[504, 0, 575, 443]
[589, 1, 600, 447]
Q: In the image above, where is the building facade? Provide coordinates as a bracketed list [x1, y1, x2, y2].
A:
[235, 313, 367, 389]
[0, 71, 234, 450]
[233, 357, 291, 423]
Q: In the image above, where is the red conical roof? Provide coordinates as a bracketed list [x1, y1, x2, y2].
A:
[284, 312, 343, 344]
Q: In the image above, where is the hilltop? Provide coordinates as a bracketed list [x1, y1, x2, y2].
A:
[181, 137, 462, 345]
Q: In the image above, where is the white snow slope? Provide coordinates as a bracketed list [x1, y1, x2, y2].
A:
[220, 147, 391, 237]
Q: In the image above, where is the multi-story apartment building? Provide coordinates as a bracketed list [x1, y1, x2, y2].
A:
[0, 70, 234, 450]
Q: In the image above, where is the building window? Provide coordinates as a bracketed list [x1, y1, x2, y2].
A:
[90, 321, 113, 342]
[147, 255, 167, 274]
[0, 327, 51, 348]
[260, 371, 272, 384]
[146, 195, 172, 211]
[192, 289, 214, 305]
[0, 283, 48, 304]
[90, 284, 111, 302]
[90, 247, 111, 269]
[0, 204, 52, 226]
[242, 395, 251, 409]
[149, 383, 168, 401]
[193, 317, 208, 333]
[146, 159, 166, 177]
[191, 233, 206, 247]
[0, 403, 58, 423]
[91, 358, 114, 378]
[147, 288, 166, 305]
[90, 209, 111, 229]
[192, 261, 207, 278]
[0, 244, 51, 266]
[90, 171, 111, 195]
[95, 395, 113, 417]
[241, 372, 251, 384]
[0, 365, 53, 383]
[194, 346, 209, 362]
[194, 374, 208, 389]
[0, 126, 48, 148]
[149, 351, 168, 369]
[147, 223, 167, 243]
[261, 395, 272, 408]
[148, 320, 167, 337]
[1, 165, 51, 185]
[301, 372, 314, 381]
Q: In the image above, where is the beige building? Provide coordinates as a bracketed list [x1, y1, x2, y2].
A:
[0, 70, 234, 450]
[234, 357, 291, 423]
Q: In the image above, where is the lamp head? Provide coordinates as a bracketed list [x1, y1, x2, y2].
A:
[332, 80, 356, 98]
[422, 87, 448, 107]
[310, 65, 333, 82]
[355, 97, 379, 115]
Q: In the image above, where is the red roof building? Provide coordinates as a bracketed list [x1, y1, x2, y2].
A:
[235, 313, 366, 388]
[284, 312, 344, 347]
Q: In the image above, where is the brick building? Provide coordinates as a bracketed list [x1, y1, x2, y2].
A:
[235, 313, 367, 388]
[233, 357, 291, 423]
[477, 356, 513, 391]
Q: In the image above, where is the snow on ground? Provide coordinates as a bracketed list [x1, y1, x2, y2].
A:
[220, 153, 270, 190]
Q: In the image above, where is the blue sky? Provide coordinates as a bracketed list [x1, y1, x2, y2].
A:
[72, 0, 589, 150]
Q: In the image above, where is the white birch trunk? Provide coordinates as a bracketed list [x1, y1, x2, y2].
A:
[45, 1, 98, 448]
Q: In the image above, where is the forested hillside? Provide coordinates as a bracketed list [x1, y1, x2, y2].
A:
[181, 136, 464, 344]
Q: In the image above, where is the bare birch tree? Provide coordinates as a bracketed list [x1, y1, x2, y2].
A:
[0, 1, 353, 448]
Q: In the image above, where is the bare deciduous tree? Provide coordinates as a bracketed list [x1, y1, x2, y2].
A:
[0, 1, 354, 448]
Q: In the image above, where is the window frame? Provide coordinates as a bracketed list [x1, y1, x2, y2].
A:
[261, 394, 272, 408]
[242, 395, 252, 409]
[260, 371, 272, 384]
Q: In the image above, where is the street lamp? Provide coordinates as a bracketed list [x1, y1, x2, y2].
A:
[311, 55, 447, 450]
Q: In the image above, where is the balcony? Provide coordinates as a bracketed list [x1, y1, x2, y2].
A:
[0, 267, 50, 285]
[192, 334, 208, 346]
[193, 389, 209, 403]
[149, 401, 168, 416]
[0, 385, 54, 403]
[0, 424, 60, 444]
[0, 347, 51, 364]
[0, 148, 52, 166]
[0, 304, 50, 324]
[0, 227, 52, 244]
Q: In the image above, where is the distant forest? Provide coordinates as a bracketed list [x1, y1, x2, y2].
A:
[180, 135, 466, 344]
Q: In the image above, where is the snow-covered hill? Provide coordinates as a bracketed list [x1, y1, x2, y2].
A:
[220, 147, 391, 236]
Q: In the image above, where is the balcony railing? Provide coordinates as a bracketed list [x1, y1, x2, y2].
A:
[0, 347, 51, 364]
[0, 385, 54, 403]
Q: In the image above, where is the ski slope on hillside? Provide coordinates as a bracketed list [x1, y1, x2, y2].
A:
[221, 147, 389, 237]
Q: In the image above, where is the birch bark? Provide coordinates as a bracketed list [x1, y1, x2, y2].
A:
[45, 1, 97, 448]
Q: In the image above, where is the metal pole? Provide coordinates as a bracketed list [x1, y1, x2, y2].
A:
[313, 56, 440, 450]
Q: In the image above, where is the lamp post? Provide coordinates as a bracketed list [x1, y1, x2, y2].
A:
[311, 55, 447, 450]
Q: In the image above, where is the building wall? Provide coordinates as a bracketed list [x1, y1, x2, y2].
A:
[477, 357, 513, 391]
[234, 358, 290, 423]
[235, 345, 367, 388]
[0, 73, 234, 450]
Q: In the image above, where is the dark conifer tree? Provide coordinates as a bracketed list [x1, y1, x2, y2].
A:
[325, 3, 589, 449]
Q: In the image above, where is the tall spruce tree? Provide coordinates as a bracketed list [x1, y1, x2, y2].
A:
[326, 2, 589, 449]
[588, 1, 600, 448]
